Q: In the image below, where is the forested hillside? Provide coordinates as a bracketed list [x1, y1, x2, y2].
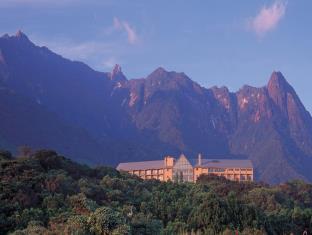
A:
[0, 150, 311, 234]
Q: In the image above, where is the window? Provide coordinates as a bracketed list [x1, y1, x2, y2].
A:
[172, 155, 194, 182]
[208, 168, 225, 173]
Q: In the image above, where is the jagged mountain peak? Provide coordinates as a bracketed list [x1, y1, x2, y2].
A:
[110, 64, 127, 82]
[145, 67, 198, 93]
[0, 30, 33, 47]
[112, 64, 122, 74]
[154, 66, 167, 73]
[267, 71, 291, 92]
[267, 71, 296, 109]
[147, 67, 170, 78]
[1, 30, 30, 41]
[15, 30, 28, 39]
[148, 67, 189, 81]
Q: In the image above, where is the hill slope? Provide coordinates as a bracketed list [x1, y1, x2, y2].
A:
[0, 150, 311, 234]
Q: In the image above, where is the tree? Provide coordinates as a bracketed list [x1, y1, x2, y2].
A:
[188, 193, 227, 233]
[10, 221, 48, 235]
[68, 193, 98, 214]
[88, 207, 129, 235]
[65, 215, 91, 235]
[0, 150, 12, 160]
[163, 221, 188, 235]
[130, 213, 163, 234]
[12, 208, 46, 230]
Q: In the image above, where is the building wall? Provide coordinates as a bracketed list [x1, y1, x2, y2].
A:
[194, 167, 254, 182]
[164, 156, 174, 181]
[123, 157, 253, 183]
[128, 167, 253, 182]
[129, 168, 164, 181]
[164, 168, 173, 181]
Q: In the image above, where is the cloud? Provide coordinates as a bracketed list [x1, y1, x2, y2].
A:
[113, 17, 139, 44]
[35, 39, 114, 61]
[248, 1, 287, 37]
[30, 35, 130, 72]
[122, 22, 138, 44]
[113, 17, 123, 30]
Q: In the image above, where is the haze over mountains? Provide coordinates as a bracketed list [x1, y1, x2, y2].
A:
[0, 31, 312, 183]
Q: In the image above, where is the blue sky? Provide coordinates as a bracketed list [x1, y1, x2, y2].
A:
[0, 0, 312, 112]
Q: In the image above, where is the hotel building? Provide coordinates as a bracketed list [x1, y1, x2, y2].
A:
[116, 154, 254, 182]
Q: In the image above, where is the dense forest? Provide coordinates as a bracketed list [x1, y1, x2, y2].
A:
[0, 150, 311, 235]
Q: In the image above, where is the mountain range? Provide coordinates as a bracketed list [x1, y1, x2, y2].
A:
[0, 31, 312, 183]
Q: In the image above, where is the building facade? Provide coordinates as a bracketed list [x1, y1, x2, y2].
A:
[116, 154, 254, 182]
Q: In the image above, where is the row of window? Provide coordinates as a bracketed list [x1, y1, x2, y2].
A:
[196, 168, 253, 172]
[227, 168, 253, 172]
[131, 168, 252, 176]
[132, 169, 164, 175]
[209, 173, 252, 181]
[143, 175, 164, 180]
[208, 168, 225, 172]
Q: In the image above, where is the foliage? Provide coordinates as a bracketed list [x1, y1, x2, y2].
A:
[0, 150, 312, 234]
[88, 207, 129, 235]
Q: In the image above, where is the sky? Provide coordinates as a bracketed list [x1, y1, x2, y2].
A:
[0, 0, 311, 111]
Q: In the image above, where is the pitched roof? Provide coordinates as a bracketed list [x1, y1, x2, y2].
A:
[188, 158, 198, 167]
[116, 160, 164, 171]
[198, 159, 253, 168]
[116, 157, 253, 171]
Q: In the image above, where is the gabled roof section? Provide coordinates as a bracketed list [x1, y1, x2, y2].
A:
[173, 154, 194, 168]
[116, 155, 253, 172]
[116, 160, 164, 171]
[197, 159, 253, 168]
[188, 158, 199, 167]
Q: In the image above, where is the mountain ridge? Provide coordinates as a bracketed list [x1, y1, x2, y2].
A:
[0, 31, 311, 183]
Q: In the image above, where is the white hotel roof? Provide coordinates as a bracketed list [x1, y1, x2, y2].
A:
[116, 158, 253, 171]
[199, 159, 253, 168]
[117, 160, 164, 171]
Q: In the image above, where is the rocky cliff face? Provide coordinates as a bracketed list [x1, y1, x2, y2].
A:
[116, 68, 312, 183]
[0, 31, 311, 183]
